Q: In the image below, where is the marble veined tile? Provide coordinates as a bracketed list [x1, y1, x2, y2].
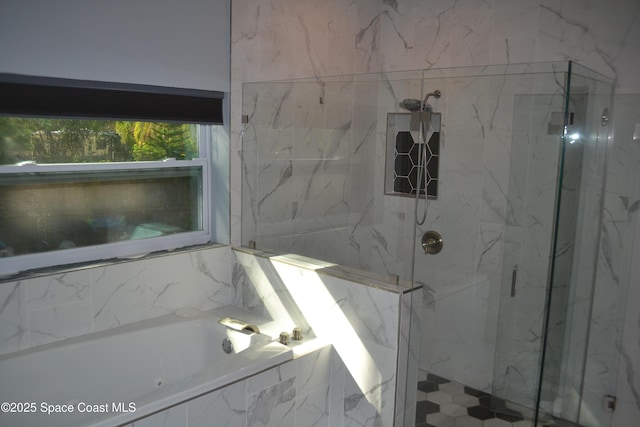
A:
[132, 403, 187, 427]
[293, 0, 330, 78]
[488, 0, 538, 64]
[296, 345, 332, 397]
[247, 376, 296, 427]
[0, 282, 28, 355]
[91, 261, 146, 331]
[145, 255, 197, 317]
[247, 360, 296, 396]
[295, 384, 329, 427]
[352, 0, 382, 74]
[28, 299, 93, 347]
[380, 0, 454, 71]
[187, 380, 246, 427]
[26, 270, 91, 310]
[343, 282, 400, 350]
[329, 347, 346, 427]
[449, 0, 493, 67]
[190, 246, 233, 311]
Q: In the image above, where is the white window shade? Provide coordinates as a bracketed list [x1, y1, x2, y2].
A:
[0, 0, 230, 92]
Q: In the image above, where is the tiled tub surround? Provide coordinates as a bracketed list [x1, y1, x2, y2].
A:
[0, 244, 421, 426]
[0, 245, 234, 356]
[0, 305, 293, 427]
[232, 246, 422, 427]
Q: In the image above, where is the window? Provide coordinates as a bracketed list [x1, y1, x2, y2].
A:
[0, 74, 224, 276]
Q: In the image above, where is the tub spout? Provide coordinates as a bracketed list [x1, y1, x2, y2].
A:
[218, 317, 260, 334]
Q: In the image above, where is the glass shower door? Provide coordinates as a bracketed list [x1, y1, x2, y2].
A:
[492, 88, 567, 413]
[493, 62, 615, 426]
[407, 62, 572, 427]
[535, 63, 614, 427]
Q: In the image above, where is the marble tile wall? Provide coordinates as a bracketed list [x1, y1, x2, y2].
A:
[231, 2, 640, 426]
[588, 94, 640, 427]
[232, 247, 420, 426]
[0, 245, 233, 356]
[124, 345, 333, 427]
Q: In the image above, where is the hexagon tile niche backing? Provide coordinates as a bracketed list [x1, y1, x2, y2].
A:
[385, 113, 439, 199]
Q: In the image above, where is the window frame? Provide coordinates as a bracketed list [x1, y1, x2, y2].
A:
[0, 74, 222, 277]
[0, 128, 213, 277]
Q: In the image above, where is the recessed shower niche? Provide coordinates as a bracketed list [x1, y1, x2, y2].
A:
[385, 111, 440, 199]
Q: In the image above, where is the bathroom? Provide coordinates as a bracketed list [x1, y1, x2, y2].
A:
[1, 0, 640, 426]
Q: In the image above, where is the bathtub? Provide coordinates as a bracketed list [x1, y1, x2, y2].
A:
[0, 306, 292, 427]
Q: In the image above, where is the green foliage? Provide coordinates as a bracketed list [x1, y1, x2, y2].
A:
[1, 118, 197, 165]
[0, 117, 36, 164]
[129, 122, 197, 161]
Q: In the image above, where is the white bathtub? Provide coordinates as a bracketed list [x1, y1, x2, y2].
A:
[0, 306, 292, 427]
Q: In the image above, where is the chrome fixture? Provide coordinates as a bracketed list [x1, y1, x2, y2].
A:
[292, 327, 303, 341]
[218, 317, 260, 334]
[396, 88, 443, 226]
[601, 108, 609, 126]
[511, 266, 518, 297]
[421, 230, 443, 254]
[603, 395, 617, 412]
[279, 331, 290, 345]
[222, 337, 233, 354]
[399, 90, 442, 112]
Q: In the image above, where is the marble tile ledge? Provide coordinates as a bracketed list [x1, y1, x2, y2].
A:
[233, 246, 421, 294]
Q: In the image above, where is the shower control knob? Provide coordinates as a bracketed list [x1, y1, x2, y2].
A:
[421, 230, 443, 254]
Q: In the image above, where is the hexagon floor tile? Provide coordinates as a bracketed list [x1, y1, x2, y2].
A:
[414, 370, 583, 427]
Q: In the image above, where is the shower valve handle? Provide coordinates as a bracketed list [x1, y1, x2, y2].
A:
[421, 230, 443, 254]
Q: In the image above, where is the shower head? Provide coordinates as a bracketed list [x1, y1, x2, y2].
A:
[399, 90, 441, 112]
[399, 98, 424, 112]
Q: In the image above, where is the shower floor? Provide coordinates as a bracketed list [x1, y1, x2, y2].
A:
[415, 370, 582, 427]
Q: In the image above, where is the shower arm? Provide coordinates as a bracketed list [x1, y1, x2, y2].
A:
[422, 90, 441, 105]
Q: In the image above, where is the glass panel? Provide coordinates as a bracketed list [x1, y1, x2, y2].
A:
[0, 166, 203, 256]
[241, 70, 426, 280]
[536, 63, 614, 426]
[412, 62, 570, 427]
[492, 89, 566, 412]
[239, 62, 616, 427]
[0, 118, 199, 165]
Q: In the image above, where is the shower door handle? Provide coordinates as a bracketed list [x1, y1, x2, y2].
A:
[511, 266, 518, 297]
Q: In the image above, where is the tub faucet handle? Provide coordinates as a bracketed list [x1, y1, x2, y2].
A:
[279, 332, 290, 345]
[292, 327, 302, 341]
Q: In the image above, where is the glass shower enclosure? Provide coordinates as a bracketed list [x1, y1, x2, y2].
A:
[241, 61, 614, 427]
